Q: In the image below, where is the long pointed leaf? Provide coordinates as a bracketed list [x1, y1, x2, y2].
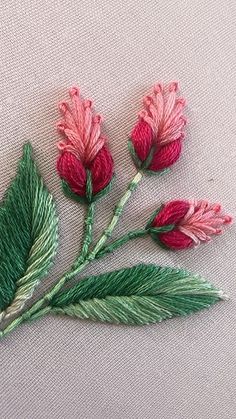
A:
[0, 144, 58, 320]
[51, 264, 225, 325]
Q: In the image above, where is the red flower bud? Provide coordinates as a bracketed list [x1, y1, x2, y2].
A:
[57, 146, 113, 199]
[150, 200, 232, 250]
[56, 87, 114, 202]
[130, 82, 186, 172]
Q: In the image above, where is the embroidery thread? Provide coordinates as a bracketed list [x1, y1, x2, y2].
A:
[57, 87, 114, 203]
[0, 83, 232, 339]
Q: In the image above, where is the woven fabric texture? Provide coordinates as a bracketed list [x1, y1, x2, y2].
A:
[0, 1, 236, 418]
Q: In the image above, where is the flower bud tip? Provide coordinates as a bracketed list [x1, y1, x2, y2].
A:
[218, 290, 229, 300]
[224, 215, 233, 224]
[69, 86, 79, 97]
[168, 81, 179, 92]
[153, 83, 163, 94]
[58, 101, 68, 113]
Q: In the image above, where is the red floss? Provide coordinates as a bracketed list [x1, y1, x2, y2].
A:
[150, 200, 232, 250]
[57, 87, 114, 202]
[130, 82, 187, 172]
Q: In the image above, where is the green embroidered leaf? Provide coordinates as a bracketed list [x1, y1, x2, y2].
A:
[50, 264, 225, 325]
[0, 143, 58, 320]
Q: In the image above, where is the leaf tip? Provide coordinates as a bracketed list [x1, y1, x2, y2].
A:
[217, 290, 229, 301]
[22, 142, 33, 159]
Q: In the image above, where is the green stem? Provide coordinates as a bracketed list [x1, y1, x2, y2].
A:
[72, 201, 95, 268]
[95, 229, 149, 259]
[94, 224, 175, 259]
[0, 316, 25, 339]
[0, 170, 143, 338]
[85, 170, 143, 261]
[0, 306, 52, 339]
[37, 170, 143, 303]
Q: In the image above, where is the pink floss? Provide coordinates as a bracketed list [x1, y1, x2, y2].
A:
[130, 81, 187, 171]
[151, 199, 232, 250]
[57, 87, 114, 199]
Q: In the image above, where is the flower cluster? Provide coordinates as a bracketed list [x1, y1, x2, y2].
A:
[57, 83, 232, 251]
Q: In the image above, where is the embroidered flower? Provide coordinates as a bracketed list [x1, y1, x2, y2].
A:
[149, 200, 232, 250]
[130, 82, 186, 172]
[57, 87, 114, 202]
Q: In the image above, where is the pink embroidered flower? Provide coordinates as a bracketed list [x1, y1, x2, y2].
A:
[130, 82, 186, 172]
[149, 200, 232, 250]
[57, 87, 114, 202]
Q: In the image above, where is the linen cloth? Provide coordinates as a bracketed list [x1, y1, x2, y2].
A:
[0, 1, 236, 418]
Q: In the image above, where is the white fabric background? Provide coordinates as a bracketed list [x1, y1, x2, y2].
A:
[0, 1, 236, 418]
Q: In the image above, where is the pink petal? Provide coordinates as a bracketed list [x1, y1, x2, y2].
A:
[163, 82, 179, 123]
[69, 87, 85, 136]
[162, 98, 186, 132]
[152, 84, 164, 126]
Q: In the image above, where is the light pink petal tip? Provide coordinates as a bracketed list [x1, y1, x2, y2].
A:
[139, 81, 186, 146]
[178, 200, 233, 246]
[57, 87, 106, 164]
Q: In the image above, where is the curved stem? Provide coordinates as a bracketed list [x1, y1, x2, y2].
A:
[39, 170, 143, 302]
[1, 170, 143, 338]
[0, 306, 52, 339]
[85, 171, 143, 261]
[0, 316, 25, 339]
[95, 229, 149, 259]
